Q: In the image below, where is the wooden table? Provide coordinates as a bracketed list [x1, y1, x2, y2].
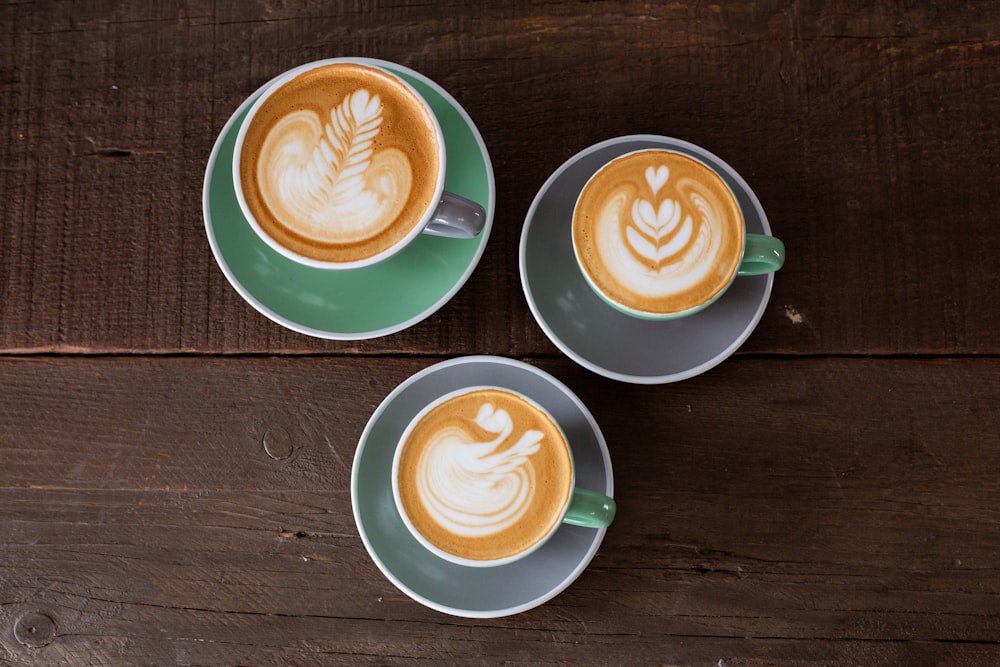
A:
[2, 2, 998, 665]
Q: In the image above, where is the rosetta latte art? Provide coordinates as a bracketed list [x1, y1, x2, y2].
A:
[256, 88, 413, 243]
[596, 162, 722, 299]
[415, 401, 544, 539]
[622, 165, 709, 273]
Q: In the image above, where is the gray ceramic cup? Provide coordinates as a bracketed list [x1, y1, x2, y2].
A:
[233, 58, 486, 270]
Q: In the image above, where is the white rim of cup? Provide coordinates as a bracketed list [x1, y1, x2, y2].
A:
[570, 147, 748, 320]
[390, 384, 577, 568]
[518, 134, 774, 385]
[231, 57, 448, 270]
[351, 355, 613, 617]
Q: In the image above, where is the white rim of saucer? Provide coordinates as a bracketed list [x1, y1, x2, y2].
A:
[518, 134, 774, 384]
[351, 355, 614, 618]
[202, 58, 495, 340]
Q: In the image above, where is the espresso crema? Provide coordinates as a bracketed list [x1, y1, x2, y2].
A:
[238, 62, 442, 263]
[572, 150, 744, 315]
[396, 388, 573, 563]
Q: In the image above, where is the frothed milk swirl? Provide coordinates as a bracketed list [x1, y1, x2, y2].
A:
[395, 388, 573, 563]
[238, 63, 442, 264]
[573, 149, 744, 316]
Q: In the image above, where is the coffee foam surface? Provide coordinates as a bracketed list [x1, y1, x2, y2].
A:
[573, 150, 743, 315]
[239, 63, 441, 263]
[397, 388, 572, 562]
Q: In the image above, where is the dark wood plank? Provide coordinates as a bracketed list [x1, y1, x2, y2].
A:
[2, 2, 999, 664]
[2, 356, 998, 664]
[1, 2, 998, 354]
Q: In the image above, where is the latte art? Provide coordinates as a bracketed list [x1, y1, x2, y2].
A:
[626, 166, 695, 268]
[238, 62, 442, 264]
[573, 150, 744, 316]
[395, 388, 573, 563]
[415, 401, 543, 538]
[257, 89, 411, 244]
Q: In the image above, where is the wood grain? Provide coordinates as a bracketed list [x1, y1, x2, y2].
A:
[1, 356, 998, 665]
[2, 2, 999, 665]
[1, 2, 998, 354]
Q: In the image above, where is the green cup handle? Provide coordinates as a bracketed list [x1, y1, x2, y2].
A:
[562, 488, 617, 528]
[737, 233, 785, 276]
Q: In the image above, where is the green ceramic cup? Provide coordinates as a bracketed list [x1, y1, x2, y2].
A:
[572, 144, 785, 320]
[233, 58, 486, 270]
[391, 385, 616, 568]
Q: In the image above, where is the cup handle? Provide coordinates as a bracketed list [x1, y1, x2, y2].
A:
[422, 191, 486, 238]
[737, 233, 785, 276]
[562, 488, 617, 528]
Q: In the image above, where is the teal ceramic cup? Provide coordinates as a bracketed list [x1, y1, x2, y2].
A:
[391, 385, 616, 568]
[233, 58, 485, 270]
[571, 142, 785, 320]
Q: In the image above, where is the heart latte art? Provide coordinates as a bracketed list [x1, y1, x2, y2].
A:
[573, 150, 744, 316]
[395, 389, 573, 563]
[238, 63, 441, 264]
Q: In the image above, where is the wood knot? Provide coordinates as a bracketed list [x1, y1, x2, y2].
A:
[14, 612, 55, 648]
[262, 426, 295, 461]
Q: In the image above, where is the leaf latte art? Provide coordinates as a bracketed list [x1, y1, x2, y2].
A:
[396, 389, 573, 563]
[238, 63, 441, 263]
[257, 89, 411, 244]
[573, 150, 744, 316]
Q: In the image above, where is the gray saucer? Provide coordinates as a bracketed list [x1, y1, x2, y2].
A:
[351, 356, 613, 617]
[519, 135, 774, 384]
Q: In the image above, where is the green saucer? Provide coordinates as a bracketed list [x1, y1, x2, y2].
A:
[203, 60, 494, 339]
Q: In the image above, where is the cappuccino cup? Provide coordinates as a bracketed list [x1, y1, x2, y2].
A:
[391, 386, 616, 567]
[572, 144, 785, 319]
[234, 59, 485, 270]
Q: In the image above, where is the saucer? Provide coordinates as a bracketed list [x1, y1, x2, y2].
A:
[352, 356, 614, 618]
[519, 135, 774, 384]
[203, 59, 495, 340]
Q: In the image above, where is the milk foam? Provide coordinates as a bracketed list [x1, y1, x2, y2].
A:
[594, 176, 722, 297]
[414, 402, 543, 538]
[256, 88, 413, 243]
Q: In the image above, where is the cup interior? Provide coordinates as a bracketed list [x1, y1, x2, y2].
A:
[571, 147, 747, 320]
[232, 58, 448, 270]
[391, 385, 577, 568]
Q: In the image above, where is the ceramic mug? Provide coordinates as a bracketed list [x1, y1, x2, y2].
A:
[391, 384, 616, 568]
[571, 141, 784, 320]
[233, 58, 485, 270]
